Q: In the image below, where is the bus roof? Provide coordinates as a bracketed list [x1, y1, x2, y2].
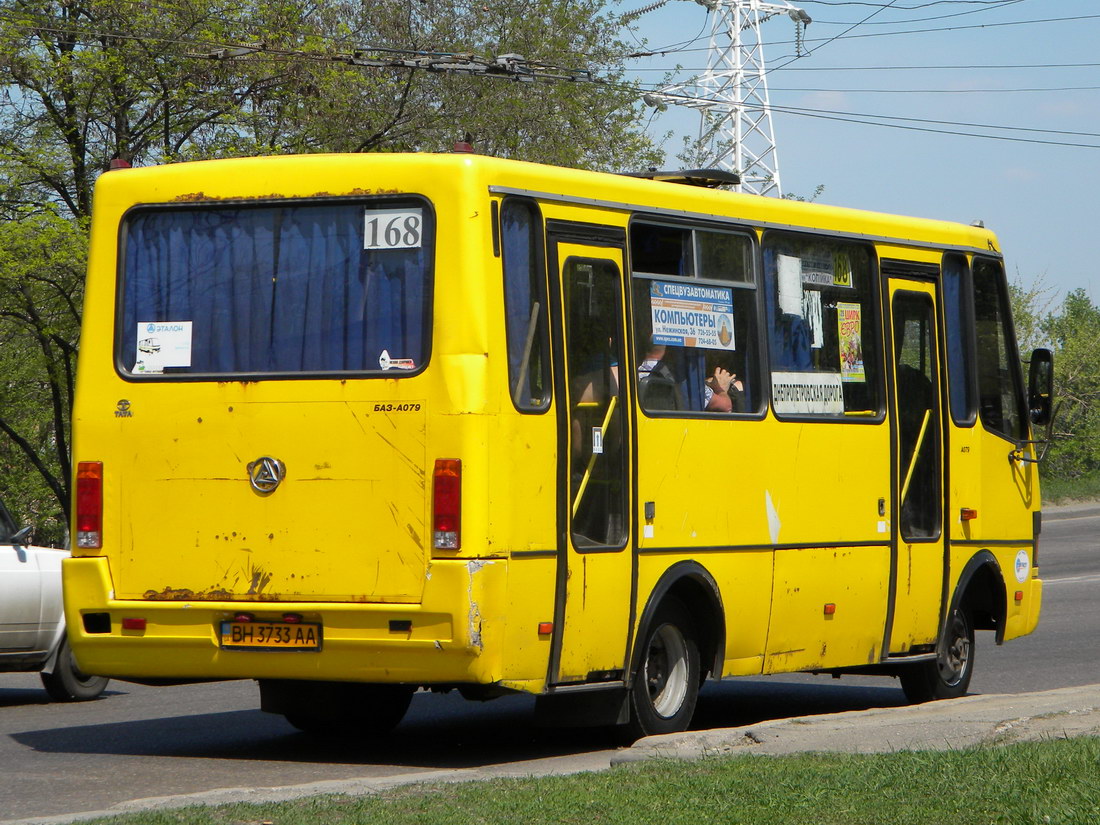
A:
[95, 152, 1000, 257]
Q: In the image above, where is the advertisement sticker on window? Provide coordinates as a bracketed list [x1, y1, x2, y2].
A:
[837, 301, 866, 383]
[777, 254, 803, 316]
[800, 249, 836, 287]
[650, 281, 735, 351]
[772, 371, 845, 415]
[135, 321, 192, 374]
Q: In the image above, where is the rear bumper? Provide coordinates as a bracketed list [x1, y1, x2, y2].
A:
[62, 556, 505, 685]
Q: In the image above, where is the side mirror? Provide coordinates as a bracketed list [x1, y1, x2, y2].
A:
[1027, 348, 1054, 427]
[10, 525, 33, 546]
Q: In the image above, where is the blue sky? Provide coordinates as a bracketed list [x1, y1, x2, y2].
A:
[624, 0, 1098, 306]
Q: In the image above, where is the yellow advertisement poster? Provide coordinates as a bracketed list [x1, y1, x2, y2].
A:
[837, 301, 865, 383]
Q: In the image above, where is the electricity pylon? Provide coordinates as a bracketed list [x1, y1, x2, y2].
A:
[643, 0, 810, 196]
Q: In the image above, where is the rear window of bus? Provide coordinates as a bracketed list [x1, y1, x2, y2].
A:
[117, 199, 434, 378]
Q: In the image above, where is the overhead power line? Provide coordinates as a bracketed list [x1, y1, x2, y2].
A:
[805, 0, 1024, 7]
[0, 7, 597, 83]
[3, 2, 1097, 153]
[624, 12, 1100, 59]
[810, 0, 1028, 26]
[766, 84, 1100, 94]
[190, 44, 593, 83]
[626, 80, 1100, 148]
[775, 62, 1100, 71]
[767, 102, 1100, 149]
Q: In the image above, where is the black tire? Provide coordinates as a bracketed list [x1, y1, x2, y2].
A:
[626, 597, 700, 740]
[40, 636, 109, 702]
[285, 684, 414, 737]
[900, 606, 975, 704]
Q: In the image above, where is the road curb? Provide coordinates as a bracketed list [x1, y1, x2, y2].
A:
[7, 685, 1100, 825]
[613, 683, 1100, 764]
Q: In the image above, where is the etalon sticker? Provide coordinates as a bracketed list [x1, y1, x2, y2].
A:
[379, 349, 416, 371]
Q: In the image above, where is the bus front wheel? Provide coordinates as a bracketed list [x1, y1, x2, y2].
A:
[900, 606, 975, 703]
[627, 597, 700, 739]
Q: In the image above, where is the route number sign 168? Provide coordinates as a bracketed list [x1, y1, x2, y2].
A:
[364, 208, 423, 250]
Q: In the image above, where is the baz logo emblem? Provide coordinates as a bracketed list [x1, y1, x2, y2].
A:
[247, 457, 286, 495]
[114, 399, 133, 418]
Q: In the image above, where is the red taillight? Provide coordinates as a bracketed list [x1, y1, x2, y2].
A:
[433, 459, 461, 550]
[75, 461, 103, 549]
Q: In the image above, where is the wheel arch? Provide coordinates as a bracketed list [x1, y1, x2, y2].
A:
[630, 560, 725, 685]
[951, 549, 1008, 645]
[40, 618, 69, 675]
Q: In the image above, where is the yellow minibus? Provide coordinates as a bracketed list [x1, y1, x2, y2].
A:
[64, 152, 1051, 737]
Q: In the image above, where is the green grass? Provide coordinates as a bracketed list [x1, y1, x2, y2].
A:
[82, 737, 1100, 825]
[1042, 473, 1100, 505]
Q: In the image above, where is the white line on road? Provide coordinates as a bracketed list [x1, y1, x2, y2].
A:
[1045, 513, 1100, 522]
[1044, 573, 1100, 587]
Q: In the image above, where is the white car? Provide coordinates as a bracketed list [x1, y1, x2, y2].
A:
[0, 498, 108, 700]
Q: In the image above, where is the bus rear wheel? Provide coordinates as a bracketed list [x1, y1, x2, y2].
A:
[900, 606, 974, 703]
[626, 598, 700, 740]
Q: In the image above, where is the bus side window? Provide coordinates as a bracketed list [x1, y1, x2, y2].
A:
[762, 233, 882, 418]
[629, 220, 760, 415]
[972, 257, 1027, 441]
[501, 199, 551, 411]
[942, 254, 977, 425]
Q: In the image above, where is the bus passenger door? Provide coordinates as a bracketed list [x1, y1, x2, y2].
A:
[886, 279, 945, 653]
[548, 232, 633, 686]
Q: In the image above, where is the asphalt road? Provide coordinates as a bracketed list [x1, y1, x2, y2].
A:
[2, 504, 1097, 824]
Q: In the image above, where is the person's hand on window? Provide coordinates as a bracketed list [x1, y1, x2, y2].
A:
[705, 367, 735, 412]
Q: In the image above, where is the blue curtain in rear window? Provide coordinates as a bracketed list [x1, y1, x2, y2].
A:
[121, 204, 431, 375]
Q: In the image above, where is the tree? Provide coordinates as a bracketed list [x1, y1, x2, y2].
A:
[0, 0, 662, 219]
[1039, 289, 1100, 480]
[0, 210, 85, 544]
[1010, 279, 1100, 481]
[0, 0, 662, 537]
[1009, 275, 1053, 354]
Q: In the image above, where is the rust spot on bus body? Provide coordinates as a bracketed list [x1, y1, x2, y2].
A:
[171, 188, 402, 203]
[142, 585, 289, 601]
[172, 192, 287, 202]
[142, 586, 234, 601]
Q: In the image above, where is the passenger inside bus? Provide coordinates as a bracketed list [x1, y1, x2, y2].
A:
[637, 342, 744, 413]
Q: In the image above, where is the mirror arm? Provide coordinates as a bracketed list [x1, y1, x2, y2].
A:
[1010, 400, 1062, 464]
